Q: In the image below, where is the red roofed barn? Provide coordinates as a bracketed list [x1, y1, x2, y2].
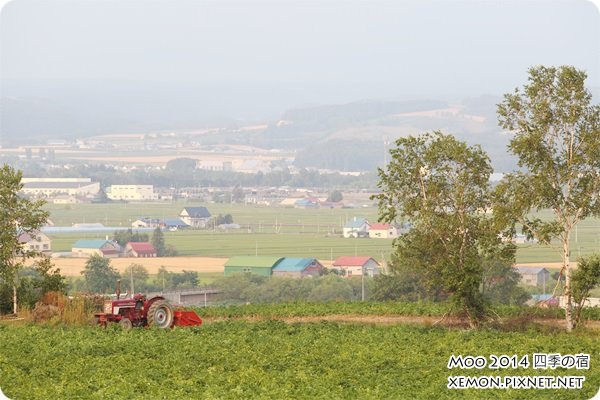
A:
[332, 256, 380, 277]
[126, 242, 157, 258]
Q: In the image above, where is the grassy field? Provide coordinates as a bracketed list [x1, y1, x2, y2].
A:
[44, 201, 379, 233]
[0, 322, 598, 399]
[49, 231, 394, 260]
[43, 202, 600, 263]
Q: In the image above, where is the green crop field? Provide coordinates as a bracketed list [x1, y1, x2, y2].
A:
[43, 202, 600, 262]
[43, 201, 380, 233]
[0, 321, 598, 399]
[48, 231, 394, 260]
[190, 301, 600, 320]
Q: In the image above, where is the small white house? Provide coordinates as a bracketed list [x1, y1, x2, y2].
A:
[18, 231, 52, 254]
[180, 207, 212, 228]
[131, 218, 161, 229]
[343, 217, 370, 238]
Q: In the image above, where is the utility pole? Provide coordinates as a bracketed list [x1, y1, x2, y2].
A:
[543, 272, 546, 296]
[130, 266, 135, 298]
[361, 265, 365, 301]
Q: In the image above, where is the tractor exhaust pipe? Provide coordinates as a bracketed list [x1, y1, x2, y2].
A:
[116, 279, 121, 300]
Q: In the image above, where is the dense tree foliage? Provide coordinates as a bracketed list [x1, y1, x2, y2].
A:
[327, 190, 343, 202]
[151, 227, 166, 257]
[572, 254, 600, 325]
[0, 155, 376, 190]
[113, 229, 149, 247]
[495, 66, 600, 331]
[0, 257, 66, 313]
[81, 255, 120, 294]
[211, 274, 374, 304]
[0, 164, 49, 313]
[374, 132, 516, 326]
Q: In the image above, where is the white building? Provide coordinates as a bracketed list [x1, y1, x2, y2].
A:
[343, 217, 370, 238]
[21, 178, 99, 198]
[180, 207, 212, 228]
[107, 185, 156, 201]
[18, 231, 52, 254]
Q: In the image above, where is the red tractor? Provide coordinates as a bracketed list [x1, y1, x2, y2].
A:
[94, 282, 202, 330]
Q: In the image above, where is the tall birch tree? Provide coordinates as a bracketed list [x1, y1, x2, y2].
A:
[495, 66, 600, 331]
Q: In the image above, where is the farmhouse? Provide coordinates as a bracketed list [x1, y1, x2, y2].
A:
[368, 223, 399, 239]
[332, 256, 381, 277]
[343, 217, 370, 238]
[180, 207, 212, 228]
[272, 258, 324, 278]
[516, 267, 550, 286]
[162, 218, 190, 230]
[71, 239, 121, 258]
[224, 256, 283, 276]
[131, 217, 161, 229]
[125, 242, 157, 258]
[18, 231, 51, 254]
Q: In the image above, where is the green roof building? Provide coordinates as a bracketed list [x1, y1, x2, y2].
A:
[224, 256, 284, 277]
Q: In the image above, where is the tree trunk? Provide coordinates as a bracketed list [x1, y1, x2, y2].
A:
[563, 237, 574, 331]
[12, 283, 17, 315]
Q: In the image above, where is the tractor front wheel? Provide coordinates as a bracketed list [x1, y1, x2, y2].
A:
[147, 300, 174, 328]
[119, 318, 133, 331]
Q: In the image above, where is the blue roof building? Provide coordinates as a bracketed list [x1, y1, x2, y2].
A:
[272, 257, 324, 278]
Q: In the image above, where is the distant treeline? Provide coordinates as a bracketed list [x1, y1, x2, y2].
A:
[1, 156, 378, 189]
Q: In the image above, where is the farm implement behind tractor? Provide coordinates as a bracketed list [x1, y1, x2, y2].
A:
[94, 281, 202, 329]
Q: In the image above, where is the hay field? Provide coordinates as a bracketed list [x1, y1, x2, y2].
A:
[47, 256, 227, 276]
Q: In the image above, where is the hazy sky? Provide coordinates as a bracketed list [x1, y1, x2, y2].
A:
[1, 0, 599, 115]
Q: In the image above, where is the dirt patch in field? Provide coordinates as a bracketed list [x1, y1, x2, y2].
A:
[49, 257, 227, 276]
[515, 262, 577, 270]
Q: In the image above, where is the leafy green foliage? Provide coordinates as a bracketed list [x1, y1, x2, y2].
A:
[147, 266, 199, 291]
[327, 190, 343, 203]
[0, 257, 66, 313]
[495, 65, 600, 331]
[374, 132, 515, 324]
[0, 322, 598, 399]
[151, 227, 166, 256]
[122, 264, 149, 293]
[190, 301, 600, 320]
[80, 255, 120, 294]
[112, 229, 149, 247]
[211, 274, 373, 304]
[0, 164, 50, 313]
[481, 260, 530, 306]
[572, 254, 600, 324]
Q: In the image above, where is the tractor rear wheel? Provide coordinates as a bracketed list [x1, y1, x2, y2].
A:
[119, 318, 133, 331]
[147, 300, 174, 328]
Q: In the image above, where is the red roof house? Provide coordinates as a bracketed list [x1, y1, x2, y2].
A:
[126, 242, 157, 258]
[332, 256, 380, 277]
[368, 223, 399, 239]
